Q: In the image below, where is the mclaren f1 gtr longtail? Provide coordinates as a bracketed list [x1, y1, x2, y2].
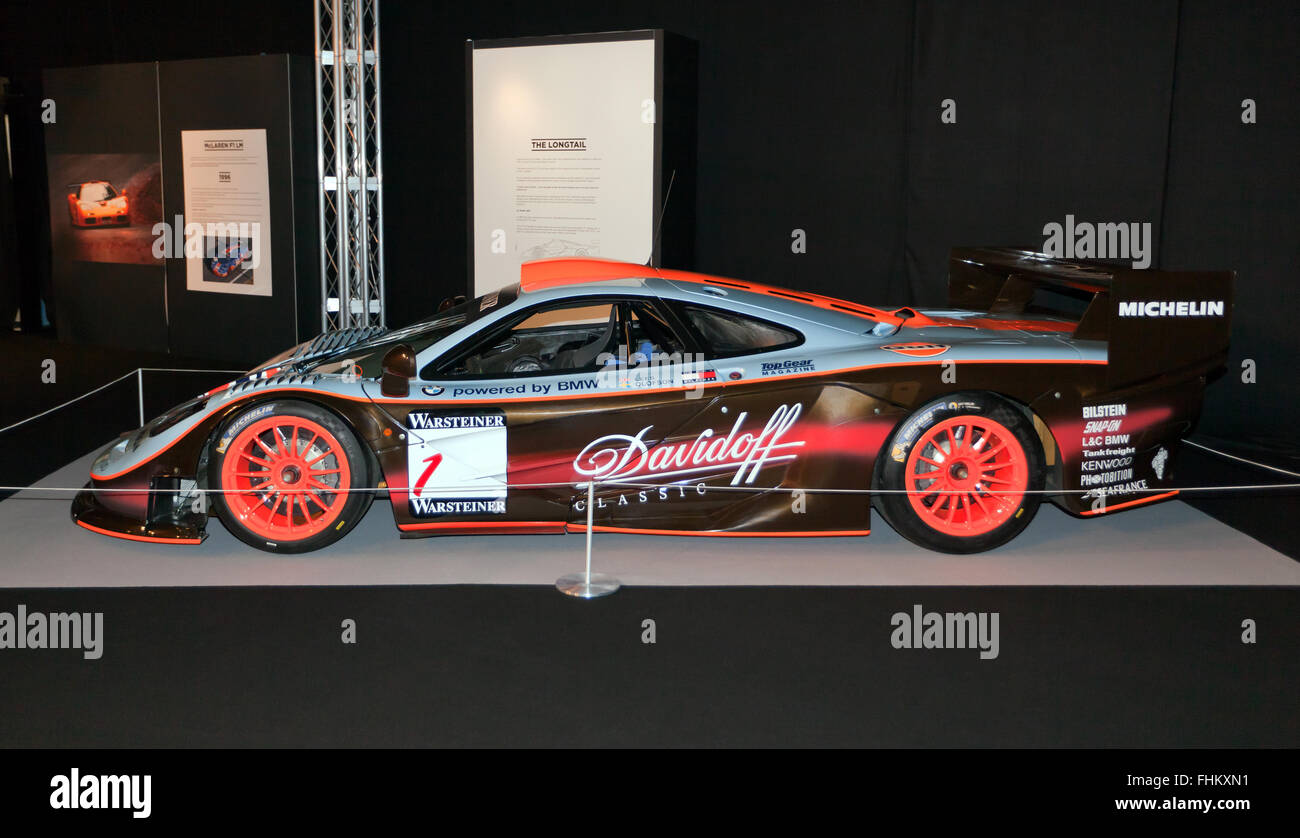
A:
[72, 248, 1234, 554]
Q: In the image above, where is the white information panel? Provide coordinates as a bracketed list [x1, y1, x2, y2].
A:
[181, 128, 273, 297]
[471, 35, 657, 296]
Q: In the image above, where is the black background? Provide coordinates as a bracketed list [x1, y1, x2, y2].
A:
[157, 55, 322, 363]
[0, 1, 1296, 757]
[1, 0, 1296, 446]
[0, 585, 1294, 748]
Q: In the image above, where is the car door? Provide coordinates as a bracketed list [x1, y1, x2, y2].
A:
[654, 300, 877, 534]
[375, 294, 727, 533]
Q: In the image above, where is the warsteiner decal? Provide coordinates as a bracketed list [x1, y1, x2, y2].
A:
[405, 410, 507, 517]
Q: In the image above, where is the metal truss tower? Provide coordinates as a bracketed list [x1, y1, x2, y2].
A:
[315, 0, 385, 330]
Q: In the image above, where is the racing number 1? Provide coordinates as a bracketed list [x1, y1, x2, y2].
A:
[412, 453, 443, 497]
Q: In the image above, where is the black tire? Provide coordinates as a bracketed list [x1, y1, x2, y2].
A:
[207, 400, 373, 554]
[875, 393, 1045, 554]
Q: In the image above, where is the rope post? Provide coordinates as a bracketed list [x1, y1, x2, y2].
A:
[137, 368, 145, 426]
[556, 480, 621, 598]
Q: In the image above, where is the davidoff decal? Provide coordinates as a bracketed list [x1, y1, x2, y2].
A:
[574, 403, 806, 486]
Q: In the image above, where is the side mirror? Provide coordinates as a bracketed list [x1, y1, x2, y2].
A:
[381, 343, 417, 398]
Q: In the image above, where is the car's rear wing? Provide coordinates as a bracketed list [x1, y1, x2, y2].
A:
[948, 247, 1234, 388]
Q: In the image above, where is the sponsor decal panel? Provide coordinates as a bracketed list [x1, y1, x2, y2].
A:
[1077, 402, 1151, 499]
[405, 410, 507, 517]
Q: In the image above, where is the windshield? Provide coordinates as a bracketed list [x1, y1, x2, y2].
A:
[356, 285, 520, 358]
[80, 183, 116, 202]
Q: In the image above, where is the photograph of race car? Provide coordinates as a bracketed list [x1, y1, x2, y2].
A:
[72, 248, 1233, 555]
[203, 238, 255, 283]
[65, 180, 129, 227]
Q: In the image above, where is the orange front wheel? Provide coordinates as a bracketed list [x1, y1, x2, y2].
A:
[209, 401, 372, 553]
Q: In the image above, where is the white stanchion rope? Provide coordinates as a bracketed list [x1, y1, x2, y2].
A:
[0, 366, 245, 435]
[1, 480, 1297, 497]
[1, 367, 1296, 498]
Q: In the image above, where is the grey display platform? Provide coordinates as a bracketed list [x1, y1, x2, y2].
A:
[2, 449, 1298, 588]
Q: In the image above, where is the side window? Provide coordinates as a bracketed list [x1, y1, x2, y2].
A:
[680, 305, 802, 358]
[439, 302, 619, 377]
[622, 302, 687, 366]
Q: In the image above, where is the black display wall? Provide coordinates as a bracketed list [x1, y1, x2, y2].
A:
[1, 1, 1296, 448]
[379, 0, 1299, 451]
[158, 55, 321, 364]
[40, 55, 319, 365]
[43, 62, 169, 352]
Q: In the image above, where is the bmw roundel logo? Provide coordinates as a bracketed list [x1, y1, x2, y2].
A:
[421, 385, 444, 396]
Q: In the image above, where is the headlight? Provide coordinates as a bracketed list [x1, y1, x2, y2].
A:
[145, 396, 208, 438]
[92, 437, 130, 473]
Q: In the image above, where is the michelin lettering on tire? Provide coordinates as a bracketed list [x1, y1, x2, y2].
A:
[208, 400, 373, 554]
